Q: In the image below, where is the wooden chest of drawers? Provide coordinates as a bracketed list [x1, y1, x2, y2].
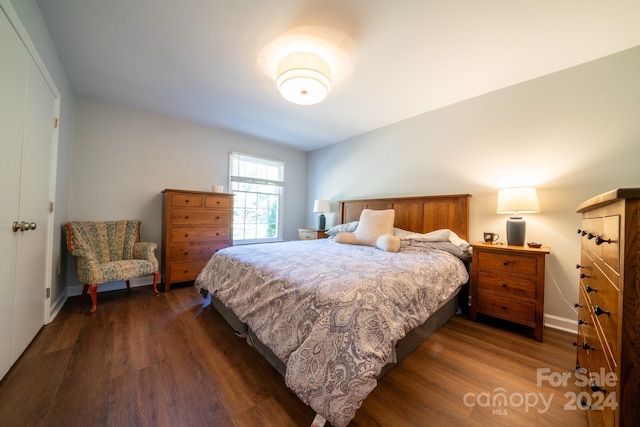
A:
[470, 243, 550, 341]
[161, 189, 233, 291]
[575, 188, 640, 426]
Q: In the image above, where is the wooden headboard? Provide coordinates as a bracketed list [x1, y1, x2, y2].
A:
[339, 194, 471, 241]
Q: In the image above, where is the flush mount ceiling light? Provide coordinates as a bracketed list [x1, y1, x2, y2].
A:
[276, 52, 332, 105]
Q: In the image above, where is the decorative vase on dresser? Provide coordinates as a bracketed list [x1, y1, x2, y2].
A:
[575, 188, 640, 426]
[161, 189, 233, 291]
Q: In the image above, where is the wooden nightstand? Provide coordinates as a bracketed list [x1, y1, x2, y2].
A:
[470, 243, 550, 342]
[298, 228, 328, 240]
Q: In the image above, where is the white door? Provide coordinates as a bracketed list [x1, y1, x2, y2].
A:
[13, 56, 56, 360]
[0, 7, 56, 379]
[0, 7, 28, 380]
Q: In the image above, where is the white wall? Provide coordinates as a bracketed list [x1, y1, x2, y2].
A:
[68, 97, 307, 291]
[307, 45, 640, 332]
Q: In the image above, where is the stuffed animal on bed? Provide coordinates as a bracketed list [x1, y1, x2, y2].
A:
[334, 209, 401, 252]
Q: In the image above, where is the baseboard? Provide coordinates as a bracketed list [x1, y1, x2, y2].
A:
[544, 313, 577, 334]
[67, 275, 157, 297]
[48, 291, 68, 323]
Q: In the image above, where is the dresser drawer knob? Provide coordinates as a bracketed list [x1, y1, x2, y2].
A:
[585, 285, 597, 293]
[574, 303, 582, 308]
[185, 216, 189, 219]
[594, 306, 610, 316]
[590, 382, 606, 394]
[502, 261, 510, 266]
[580, 273, 590, 279]
[595, 235, 612, 245]
[184, 234, 189, 237]
[216, 216, 220, 220]
[501, 283, 507, 288]
[216, 201, 221, 204]
[587, 233, 596, 240]
[577, 229, 587, 236]
[501, 305, 507, 310]
[578, 319, 588, 325]
[576, 264, 583, 269]
[183, 251, 189, 256]
[573, 341, 594, 351]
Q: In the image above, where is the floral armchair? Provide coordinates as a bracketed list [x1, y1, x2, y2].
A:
[64, 220, 159, 313]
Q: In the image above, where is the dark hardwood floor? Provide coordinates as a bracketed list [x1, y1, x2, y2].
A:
[0, 284, 587, 427]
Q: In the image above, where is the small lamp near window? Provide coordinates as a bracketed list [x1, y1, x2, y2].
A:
[496, 187, 540, 246]
[313, 199, 331, 230]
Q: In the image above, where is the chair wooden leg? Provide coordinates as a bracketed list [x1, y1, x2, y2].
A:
[89, 284, 98, 314]
[152, 271, 160, 295]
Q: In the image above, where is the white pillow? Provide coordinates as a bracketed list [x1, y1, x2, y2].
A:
[325, 221, 359, 237]
[401, 228, 469, 249]
[376, 234, 400, 252]
[354, 209, 395, 247]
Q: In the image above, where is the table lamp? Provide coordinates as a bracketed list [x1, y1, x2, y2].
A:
[313, 199, 330, 230]
[496, 187, 540, 246]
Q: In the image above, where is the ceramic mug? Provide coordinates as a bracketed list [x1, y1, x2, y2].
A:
[483, 232, 499, 243]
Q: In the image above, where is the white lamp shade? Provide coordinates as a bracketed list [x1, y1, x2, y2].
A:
[496, 187, 540, 215]
[277, 52, 332, 105]
[313, 199, 331, 213]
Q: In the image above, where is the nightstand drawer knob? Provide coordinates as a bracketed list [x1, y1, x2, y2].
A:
[503, 261, 510, 266]
[501, 305, 507, 310]
[501, 283, 507, 288]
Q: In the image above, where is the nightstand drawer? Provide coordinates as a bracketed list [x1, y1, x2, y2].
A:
[476, 271, 536, 299]
[477, 251, 538, 276]
[476, 292, 535, 325]
[299, 230, 317, 240]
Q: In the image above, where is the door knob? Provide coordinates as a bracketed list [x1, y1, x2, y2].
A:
[11, 221, 37, 232]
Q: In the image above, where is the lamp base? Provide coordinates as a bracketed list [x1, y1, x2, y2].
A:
[318, 214, 326, 230]
[506, 216, 526, 246]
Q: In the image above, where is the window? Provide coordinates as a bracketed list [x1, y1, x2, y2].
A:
[229, 152, 285, 243]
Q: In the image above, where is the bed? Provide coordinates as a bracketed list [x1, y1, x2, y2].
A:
[195, 194, 471, 427]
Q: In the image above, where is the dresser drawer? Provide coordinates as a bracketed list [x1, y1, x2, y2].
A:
[170, 242, 229, 261]
[476, 271, 536, 299]
[171, 193, 203, 207]
[204, 195, 232, 209]
[476, 292, 535, 325]
[171, 209, 231, 226]
[580, 281, 617, 367]
[170, 227, 230, 243]
[602, 215, 620, 273]
[477, 251, 538, 276]
[168, 260, 209, 283]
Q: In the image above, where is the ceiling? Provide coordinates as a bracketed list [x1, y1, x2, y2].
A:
[36, 0, 640, 151]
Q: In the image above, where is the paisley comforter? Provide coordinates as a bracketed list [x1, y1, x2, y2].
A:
[195, 238, 468, 427]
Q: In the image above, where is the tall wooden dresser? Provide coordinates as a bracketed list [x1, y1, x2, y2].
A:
[575, 188, 640, 426]
[161, 189, 233, 291]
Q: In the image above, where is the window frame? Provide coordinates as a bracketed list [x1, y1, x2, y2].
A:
[228, 151, 285, 244]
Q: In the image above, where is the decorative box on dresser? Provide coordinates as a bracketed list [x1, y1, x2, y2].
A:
[161, 189, 233, 291]
[470, 243, 550, 342]
[575, 188, 640, 426]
